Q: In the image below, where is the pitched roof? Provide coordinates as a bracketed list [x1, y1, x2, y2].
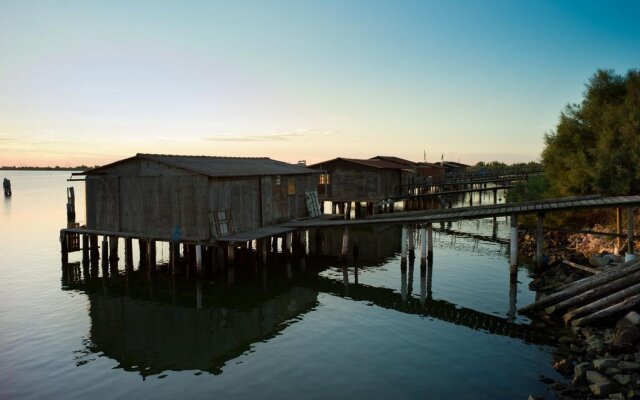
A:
[369, 156, 417, 167]
[309, 157, 415, 172]
[78, 153, 320, 178]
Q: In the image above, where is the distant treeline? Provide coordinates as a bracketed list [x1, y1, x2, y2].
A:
[1, 165, 98, 171]
[468, 160, 542, 172]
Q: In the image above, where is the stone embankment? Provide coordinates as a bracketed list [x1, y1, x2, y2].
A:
[520, 225, 640, 399]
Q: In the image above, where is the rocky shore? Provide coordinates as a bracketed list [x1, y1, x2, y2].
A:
[520, 225, 640, 399]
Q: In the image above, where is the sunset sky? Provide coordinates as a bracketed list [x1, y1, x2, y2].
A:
[1, 0, 639, 167]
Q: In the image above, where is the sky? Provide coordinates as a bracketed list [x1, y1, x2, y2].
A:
[1, 0, 639, 167]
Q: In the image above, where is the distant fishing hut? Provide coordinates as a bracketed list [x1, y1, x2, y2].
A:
[309, 157, 416, 216]
[62, 153, 321, 274]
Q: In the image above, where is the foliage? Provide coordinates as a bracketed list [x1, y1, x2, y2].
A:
[542, 69, 640, 197]
[507, 175, 550, 203]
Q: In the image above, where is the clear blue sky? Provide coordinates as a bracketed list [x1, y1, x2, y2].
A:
[1, 0, 638, 166]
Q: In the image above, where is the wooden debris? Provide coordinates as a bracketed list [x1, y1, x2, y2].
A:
[572, 294, 640, 327]
[562, 259, 601, 275]
[563, 282, 640, 324]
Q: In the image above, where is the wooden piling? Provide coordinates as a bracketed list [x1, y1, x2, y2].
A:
[138, 239, 148, 268]
[285, 232, 293, 254]
[616, 207, 623, 255]
[82, 234, 89, 264]
[124, 238, 133, 269]
[420, 226, 427, 265]
[60, 232, 69, 265]
[101, 236, 109, 269]
[510, 215, 518, 267]
[427, 223, 433, 260]
[227, 244, 235, 264]
[108, 236, 119, 263]
[401, 225, 408, 259]
[341, 226, 349, 259]
[90, 234, 99, 262]
[148, 240, 156, 272]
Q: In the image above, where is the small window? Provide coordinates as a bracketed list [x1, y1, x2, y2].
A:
[288, 178, 296, 195]
[213, 209, 234, 236]
[319, 173, 331, 185]
[275, 175, 281, 185]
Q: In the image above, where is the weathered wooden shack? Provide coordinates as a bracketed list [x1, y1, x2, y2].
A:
[416, 162, 445, 181]
[74, 153, 320, 241]
[309, 157, 415, 214]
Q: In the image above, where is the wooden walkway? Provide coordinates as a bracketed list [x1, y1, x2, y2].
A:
[282, 195, 640, 228]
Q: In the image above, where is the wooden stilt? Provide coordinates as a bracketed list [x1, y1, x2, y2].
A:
[341, 226, 349, 259]
[60, 231, 69, 265]
[510, 215, 518, 267]
[285, 232, 293, 254]
[148, 240, 156, 272]
[227, 244, 235, 264]
[420, 226, 427, 266]
[616, 207, 623, 255]
[90, 234, 99, 262]
[401, 225, 408, 260]
[124, 238, 133, 269]
[427, 223, 433, 260]
[101, 236, 109, 269]
[109, 236, 119, 263]
[138, 239, 148, 268]
[82, 234, 89, 264]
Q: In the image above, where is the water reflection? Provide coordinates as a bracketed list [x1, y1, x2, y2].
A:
[61, 223, 554, 378]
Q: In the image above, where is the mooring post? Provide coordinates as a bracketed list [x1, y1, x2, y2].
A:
[341, 226, 349, 259]
[510, 214, 518, 267]
[420, 226, 427, 266]
[195, 244, 203, 277]
[616, 207, 623, 255]
[628, 207, 635, 256]
[536, 212, 545, 271]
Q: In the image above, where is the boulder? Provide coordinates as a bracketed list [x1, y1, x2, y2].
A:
[587, 370, 612, 385]
[618, 361, 640, 371]
[594, 358, 620, 370]
[590, 254, 612, 268]
[614, 327, 640, 345]
[613, 374, 633, 385]
[616, 311, 640, 329]
[589, 382, 613, 397]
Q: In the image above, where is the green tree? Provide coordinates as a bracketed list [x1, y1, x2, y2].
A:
[542, 69, 640, 197]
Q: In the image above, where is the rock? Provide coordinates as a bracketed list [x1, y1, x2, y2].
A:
[554, 359, 568, 371]
[589, 337, 606, 353]
[590, 254, 612, 268]
[617, 311, 640, 329]
[618, 361, 640, 371]
[608, 393, 625, 400]
[590, 382, 613, 397]
[574, 362, 592, 383]
[587, 370, 613, 385]
[614, 374, 633, 385]
[538, 374, 556, 384]
[615, 327, 640, 345]
[595, 358, 620, 370]
[527, 395, 543, 400]
[606, 367, 622, 376]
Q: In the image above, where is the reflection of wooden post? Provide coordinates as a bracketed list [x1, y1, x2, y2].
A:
[60, 232, 69, 265]
[536, 213, 544, 271]
[109, 236, 119, 263]
[616, 207, 623, 255]
[427, 223, 433, 260]
[341, 226, 349, 259]
[101, 236, 109, 269]
[401, 225, 408, 260]
[510, 215, 518, 267]
[195, 244, 203, 277]
[420, 226, 427, 265]
[227, 244, 235, 264]
[90, 234, 99, 262]
[628, 207, 635, 255]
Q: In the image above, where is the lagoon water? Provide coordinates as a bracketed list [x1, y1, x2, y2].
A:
[0, 171, 563, 399]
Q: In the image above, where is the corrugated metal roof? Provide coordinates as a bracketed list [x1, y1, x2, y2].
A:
[80, 153, 320, 178]
[370, 156, 417, 166]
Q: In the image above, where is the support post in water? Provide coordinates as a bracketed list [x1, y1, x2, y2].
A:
[108, 236, 119, 263]
[510, 214, 518, 267]
[82, 234, 89, 264]
[536, 212, 545, 271]
[90, 234, 99, 262]
[285, 232, 293, 254]
[60, 231, 68, 265]
[407, 225, 414, 259]
[124, 238, 133, 269]
[628, 207, 635, 256]
[148, 240, 156, 272]
[101, 236, 109, 269]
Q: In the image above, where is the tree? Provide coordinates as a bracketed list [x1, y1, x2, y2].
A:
[542, 69, 640, 197]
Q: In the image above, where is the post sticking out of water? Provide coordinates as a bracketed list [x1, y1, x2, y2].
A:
[101, 236, 109, 269]
[510, 214, 518, 267]
[407, 225, 414, 258]
[124, 238, 133, 269]
[285, 232, 293, 254]
[82, 234, 89, 264]
[628, 207, 635, 256]
[536, 213, 545, 271]
[66, 187, 76, 226]
[148, 240, 156, 272]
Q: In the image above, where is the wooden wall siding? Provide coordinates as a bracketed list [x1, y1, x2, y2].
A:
[208, 178, 261, 238]
[86, 177, 120, 231]
[260, 176, 273, 227]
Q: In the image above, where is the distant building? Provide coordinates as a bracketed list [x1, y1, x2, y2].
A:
[308, 157, 415, 205]
[441, 161, 469, 175]
[74, 153, 320, 241]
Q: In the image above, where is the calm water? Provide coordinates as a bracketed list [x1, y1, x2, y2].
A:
[0, 171, 563, 399]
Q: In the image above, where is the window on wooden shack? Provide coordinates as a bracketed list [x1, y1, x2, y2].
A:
[275, 175, 281, 185]
[214, 209, 234, 236]
[288, 178, 296, 195]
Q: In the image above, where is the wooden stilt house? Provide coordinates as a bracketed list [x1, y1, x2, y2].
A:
[73, 154, 321, 242]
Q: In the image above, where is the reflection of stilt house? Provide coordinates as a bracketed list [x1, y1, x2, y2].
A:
[72, 153, 320, 241]
[308, 157, 416, 214]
